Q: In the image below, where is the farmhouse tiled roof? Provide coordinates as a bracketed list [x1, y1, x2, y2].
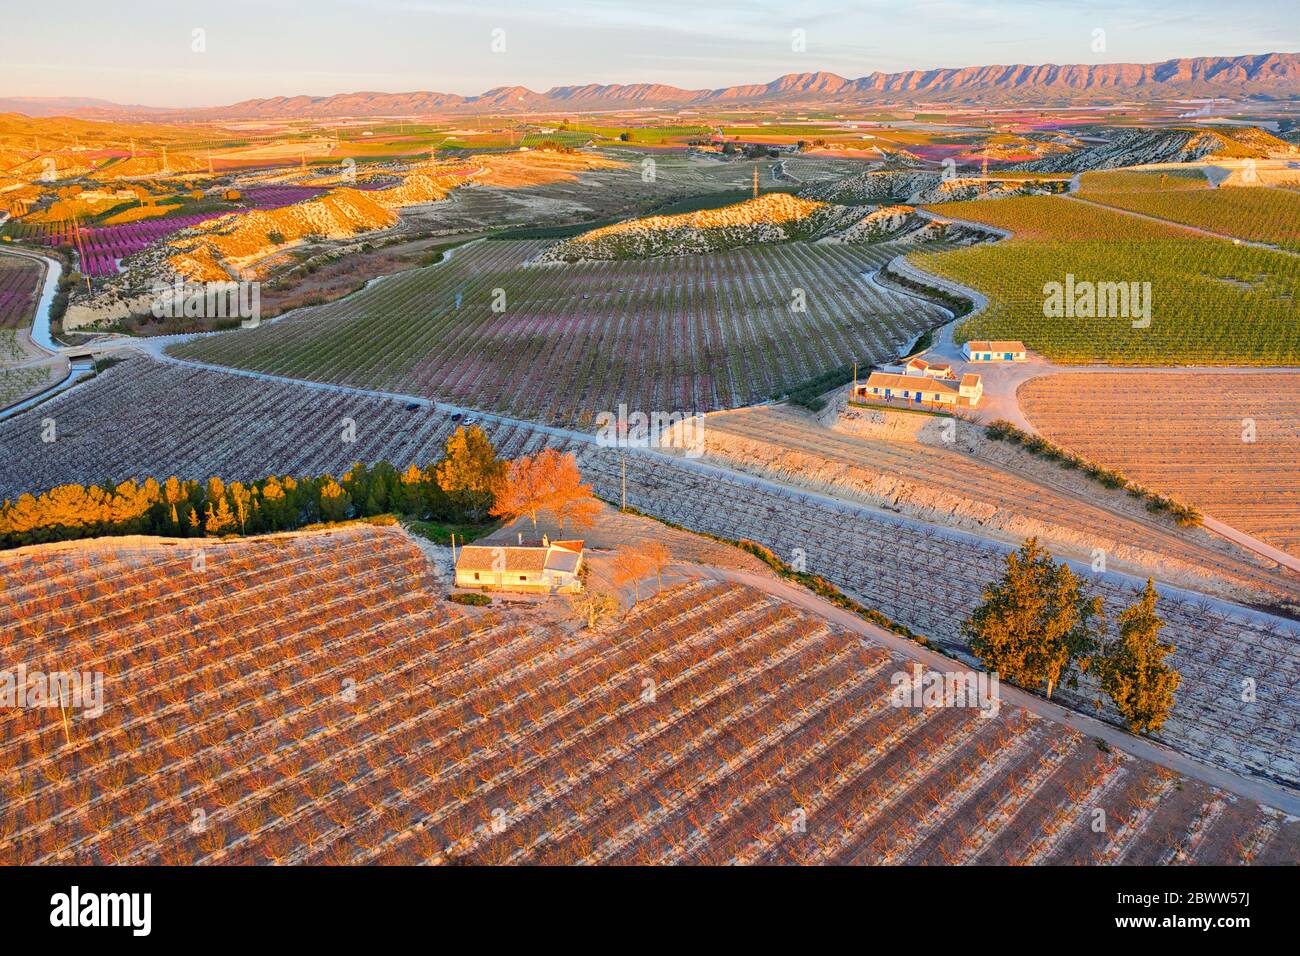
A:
[967, 339, 1025, 352]
[456, 539, 585, 574]
[457, 546, 548, 573]
[863, 371, 960, 395]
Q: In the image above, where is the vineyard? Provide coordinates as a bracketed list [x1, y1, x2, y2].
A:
[238, 185, 327, 209]
[0, 255, 41, 328]
[911, 195, 1300, 364]
[0, 366, 56, 407]
[1, 526, 1294, 865]
[169, 239, 948, 423]
[1077, 178, 1300, 252]
[1073, 169, 1210, 194]
[0, 356, 527, 498]
[4, 356, 1299, 788]
[569, 445, 1300, 789]
[1020, 371, 1300, 557]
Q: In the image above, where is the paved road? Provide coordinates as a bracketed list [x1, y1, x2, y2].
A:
[687, 562, 1300, 816]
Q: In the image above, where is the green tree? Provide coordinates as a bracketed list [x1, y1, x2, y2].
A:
[318, 477, 352, 523]
[204, 495, 236, 535]
[1095, 579, 1180, 734]
[962, 538, 1105, 699]
[435, 426, 504, 522]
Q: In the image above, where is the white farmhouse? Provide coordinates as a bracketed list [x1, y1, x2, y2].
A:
[962, 340, 1027, 362]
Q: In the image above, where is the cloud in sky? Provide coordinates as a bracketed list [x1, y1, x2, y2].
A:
[0, 0, 1295, 106]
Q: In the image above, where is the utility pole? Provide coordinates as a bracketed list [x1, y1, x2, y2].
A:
[621, 454, 627, 512]
[753, 165, 758, 199]
[852, 362, 858, 398]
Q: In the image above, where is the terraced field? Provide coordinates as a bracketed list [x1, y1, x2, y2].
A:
[911, 195, 1300, 364]
[699, 404, 1298, 605]
[2, 526, 1294, 865]
[1020, 371, 1300, 557]
[4, 357, 1298, 789]
[168, 238, 947, 424]
[568, 445, 1300, 788]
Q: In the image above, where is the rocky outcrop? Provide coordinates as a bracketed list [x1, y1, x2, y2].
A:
[535, 194, 968, 261]
[1015, 126, 1300, 172]
[801, 170, 1069, 205]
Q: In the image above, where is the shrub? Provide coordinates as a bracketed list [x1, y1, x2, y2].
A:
[449, 592, 491, 606]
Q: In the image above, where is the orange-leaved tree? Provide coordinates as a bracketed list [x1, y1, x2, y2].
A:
[611, 546, 654, 603]
[491, 449, 599, 533]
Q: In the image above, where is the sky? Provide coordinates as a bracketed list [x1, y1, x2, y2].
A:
[1, 0, 1297, 107]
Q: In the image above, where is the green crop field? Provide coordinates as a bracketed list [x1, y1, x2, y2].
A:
[518, 130, 593, 148]
[1078, 179, 1300, 252]
[912, 195, 1300, 365]
[570, 124, 711, 144]
[169, 239, 948, 424]
[1076, 169, 1210, 193]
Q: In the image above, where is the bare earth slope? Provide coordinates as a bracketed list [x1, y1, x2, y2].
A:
[536, 193, 967, 262]
[699, 403, 1299, 609]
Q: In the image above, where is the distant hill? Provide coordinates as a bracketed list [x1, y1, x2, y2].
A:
[7, 52, 1300, 119]
[800, 170, 1069, 204]
[0, 96, 170, 118]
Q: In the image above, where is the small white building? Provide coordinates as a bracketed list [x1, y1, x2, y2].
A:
[904, 356, 957, 380]
[963, 340, 1027, 363]
[455, 536, 584, 594]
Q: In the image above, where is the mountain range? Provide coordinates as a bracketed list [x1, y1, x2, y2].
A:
[6, 52, 1300, 120]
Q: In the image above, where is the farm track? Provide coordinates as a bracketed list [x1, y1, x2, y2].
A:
[2, 527, 1294, 865]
